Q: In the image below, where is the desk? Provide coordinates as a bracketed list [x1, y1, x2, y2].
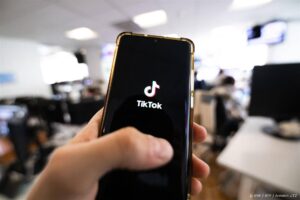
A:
[217, 117, 300, 193]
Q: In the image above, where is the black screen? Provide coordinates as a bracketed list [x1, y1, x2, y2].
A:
[97, 34, 193, 200]
[249, 63, 300, 121]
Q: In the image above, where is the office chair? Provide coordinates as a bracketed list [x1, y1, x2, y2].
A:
[0, 105, 54, 198]
[213, 95, 228, 150]
[0, 109, 29, 198]
[194, 92, 235, 152]
[67, 98, 104, 124]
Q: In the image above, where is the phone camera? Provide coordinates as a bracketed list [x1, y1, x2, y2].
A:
[154, 39, 158, 43]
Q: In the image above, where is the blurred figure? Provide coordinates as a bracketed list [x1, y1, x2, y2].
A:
[194, 71, 207, 90]
[213, 69, 226, 86]
[212, 76, 245, 119]
[211, 76, 245, 149]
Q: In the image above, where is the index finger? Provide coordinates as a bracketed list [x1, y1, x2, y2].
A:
[69, 109, 103, 144]
[193, 123, 207, 143]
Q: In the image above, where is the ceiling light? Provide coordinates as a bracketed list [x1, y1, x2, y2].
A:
[164, 34, 180, 38]
[230, 0, 272, 11]
[65, 27, 98, 40]
[133, 10, 167, 29]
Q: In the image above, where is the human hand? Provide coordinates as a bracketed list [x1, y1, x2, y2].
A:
[28, 109, 209, 200]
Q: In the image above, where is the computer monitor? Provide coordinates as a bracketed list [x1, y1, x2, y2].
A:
[0, 105, 27, 136]
[249, 63, 300, 122]
[247, 20, 287, 45]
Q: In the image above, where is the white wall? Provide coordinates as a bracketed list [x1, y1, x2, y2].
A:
[0, 37, 51, 98]
[268, 21, 300, 63]
[85, 47, 102, 80]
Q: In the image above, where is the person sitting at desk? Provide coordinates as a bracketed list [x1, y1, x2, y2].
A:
[211, 76, 245, 149]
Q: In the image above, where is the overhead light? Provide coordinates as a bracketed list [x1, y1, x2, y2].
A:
[230, 0, 272, 11]
[65, 27, 98, 40]
[164, 34, 180, 38]
[133, 10, 167, 29]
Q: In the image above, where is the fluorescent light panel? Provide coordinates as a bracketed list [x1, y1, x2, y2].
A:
[230, 0, 272, 10]
[164, 34, 180, 38]
[65, 27, 98, 40]
[133, 10, 167, 29]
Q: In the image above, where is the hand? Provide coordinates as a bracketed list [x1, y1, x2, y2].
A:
[28, 109, 209, 200]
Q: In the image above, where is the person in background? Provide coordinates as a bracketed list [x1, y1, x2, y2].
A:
[213, 69, 226, 86]
[211, 76, 245, 149]
[213, 76, 246, 119]
[194, 71, 207, 90]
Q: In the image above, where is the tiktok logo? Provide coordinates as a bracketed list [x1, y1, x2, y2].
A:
[144, 81, 160, 97]
[137, 81, 162, 109]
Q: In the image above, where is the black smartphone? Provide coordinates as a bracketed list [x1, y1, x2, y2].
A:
[97, 32, 194, 200]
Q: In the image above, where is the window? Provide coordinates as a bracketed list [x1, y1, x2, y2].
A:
[40, 50, 89, 84]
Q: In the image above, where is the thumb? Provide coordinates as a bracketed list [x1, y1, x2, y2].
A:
[35, 127, 173, 198]
[95, 127, 174, 173]
[60, 127, 174, 178]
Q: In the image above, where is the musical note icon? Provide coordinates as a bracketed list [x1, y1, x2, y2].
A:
[144, 81, 160, 97]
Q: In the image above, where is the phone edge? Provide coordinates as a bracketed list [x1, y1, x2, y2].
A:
[98, 32, 130, 135]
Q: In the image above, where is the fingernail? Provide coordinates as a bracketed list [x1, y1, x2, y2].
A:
[152, 138, 173, 159]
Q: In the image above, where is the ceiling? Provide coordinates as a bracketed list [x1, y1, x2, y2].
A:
[0, 0, 299, 48]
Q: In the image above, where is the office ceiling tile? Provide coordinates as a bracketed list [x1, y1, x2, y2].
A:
[0, 0, 299, 47]
[0, 0, 52, 25]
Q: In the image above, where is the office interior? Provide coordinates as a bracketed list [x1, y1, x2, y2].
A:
[0, 0, 300, 199]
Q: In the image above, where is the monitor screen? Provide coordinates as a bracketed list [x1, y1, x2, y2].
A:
[0, 105, 27, 136]
[247, 20, 287, 45]
[249, 63, 300, 121]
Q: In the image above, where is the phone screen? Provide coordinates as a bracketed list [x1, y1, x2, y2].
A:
[97, 33, 193, 200]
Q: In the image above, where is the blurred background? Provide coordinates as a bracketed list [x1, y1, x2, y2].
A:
[0, 0, 300, 199]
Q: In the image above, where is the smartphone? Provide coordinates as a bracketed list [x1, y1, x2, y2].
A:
[97, 32, 194, 200]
